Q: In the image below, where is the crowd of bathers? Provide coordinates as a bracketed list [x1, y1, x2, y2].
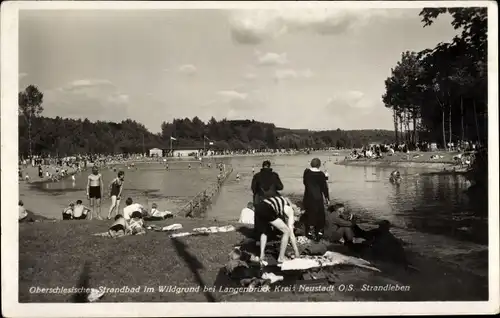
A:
[238, 159, 408, 267]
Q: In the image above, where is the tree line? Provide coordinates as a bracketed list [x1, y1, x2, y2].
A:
[18, 86, 396, 157]
[382, 8, 488, 149]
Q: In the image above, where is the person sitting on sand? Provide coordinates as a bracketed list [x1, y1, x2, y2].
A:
[123, 197, 147, 221]
[128, 211, 146, 235]
[19, 200, 28, 221]
[62, 202, 75, 220]
[72, 200, 90, 220]
[254, 195, 300, 265]
[324, 203, 358, 246]
[238, 202, 255, 225]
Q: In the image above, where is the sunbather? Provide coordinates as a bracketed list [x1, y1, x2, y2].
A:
[108, 214, 130, 238]
[149, 203, 173, 219]
[62, 202, 75, 220]
[72, 200, 90, 220]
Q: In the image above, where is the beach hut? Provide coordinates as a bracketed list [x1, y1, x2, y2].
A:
[149, 148, 163, 157]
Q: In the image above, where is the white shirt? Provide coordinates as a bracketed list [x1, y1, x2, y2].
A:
[238, 207, 254, 225]
[123, 203, 144, 220]
[19, 206, 28, 220]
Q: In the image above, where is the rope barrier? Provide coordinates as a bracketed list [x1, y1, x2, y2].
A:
[177, 164, 234, 218]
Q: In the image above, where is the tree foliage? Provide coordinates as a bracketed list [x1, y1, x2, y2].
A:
[382, 7, 488, 148]
[19, 85, 44, 157]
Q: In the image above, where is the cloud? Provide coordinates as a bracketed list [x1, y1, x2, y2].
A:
[42, 79, 131, 121]
[325, 90, 375, 114]
[274, 68, 314, 81]
[255, 51, 288, 66]
[228, 9, 394, 44]
[178, 64, 197, 76]
[217, 90, 248, 101]
[19, 72, 28, 80]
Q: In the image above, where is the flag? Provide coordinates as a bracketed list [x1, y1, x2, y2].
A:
[170, 136, 177, 141]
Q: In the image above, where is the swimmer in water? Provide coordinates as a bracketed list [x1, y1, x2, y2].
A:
[71, 175, 76, 181]
[236, 173, 241, 181]
[87, 166, 104, 220]
[188, 164, 191, 170]
[389, 170, 401, 184]
[252, 167, 255, 175]
[166, 163, 169, 170]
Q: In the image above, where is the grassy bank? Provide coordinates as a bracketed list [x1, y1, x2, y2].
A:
[19, 218, 488, 302]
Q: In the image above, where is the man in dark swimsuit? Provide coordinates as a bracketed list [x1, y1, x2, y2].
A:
[87, 166, 103, 220]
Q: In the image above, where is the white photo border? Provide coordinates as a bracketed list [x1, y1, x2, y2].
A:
[1, 1, 498, 316]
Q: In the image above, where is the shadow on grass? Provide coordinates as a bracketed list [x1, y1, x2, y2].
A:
[71, 261, 91, 303]
[171, 238, 216, 302]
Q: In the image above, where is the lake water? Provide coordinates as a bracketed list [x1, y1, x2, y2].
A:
[22, 152, 488, 276]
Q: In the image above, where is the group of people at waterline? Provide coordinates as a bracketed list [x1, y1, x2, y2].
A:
[241, 158, 405, 266]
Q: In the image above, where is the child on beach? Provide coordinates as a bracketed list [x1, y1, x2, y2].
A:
[72, 200, 90, 220]
[62, 202, 75, 220]
[108, 214, 130, 238]
[149, 203, 173, 219]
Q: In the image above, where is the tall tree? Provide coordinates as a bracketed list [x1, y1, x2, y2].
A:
[19, 85, 44, 158]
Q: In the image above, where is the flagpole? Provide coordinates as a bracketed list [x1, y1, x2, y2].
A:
[170, 137, 172, 157]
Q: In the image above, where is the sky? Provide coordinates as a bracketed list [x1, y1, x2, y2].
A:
[19, 8, 459, 133]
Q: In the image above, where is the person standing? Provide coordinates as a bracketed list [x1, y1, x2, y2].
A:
[87, 166, 104, 220]
[251, 160, 284, 206]
[302, 158, 330, 241]
[107, 170, 125, 220]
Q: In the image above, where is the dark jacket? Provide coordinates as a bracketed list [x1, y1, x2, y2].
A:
[251, 168, 284, 204]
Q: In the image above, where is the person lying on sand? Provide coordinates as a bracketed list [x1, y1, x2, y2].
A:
[254, 196, 300, 265]
[148, 203, 173, 219]
[62, 202, 75, 220]
[108, 214, 130, 238]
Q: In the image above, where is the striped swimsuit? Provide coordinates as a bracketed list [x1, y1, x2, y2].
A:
[256, 196, 290, 224]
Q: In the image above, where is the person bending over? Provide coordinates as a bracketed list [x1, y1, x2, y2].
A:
[254, 196, 300, 264]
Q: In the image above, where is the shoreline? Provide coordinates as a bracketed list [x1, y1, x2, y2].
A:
[336, 159, 457, 170]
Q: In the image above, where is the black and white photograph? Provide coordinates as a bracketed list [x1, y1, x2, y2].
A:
[1, 1, 498, 316]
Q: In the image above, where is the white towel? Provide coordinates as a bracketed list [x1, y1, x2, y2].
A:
[170, 232, 191, 238]
[162, 223, 183, 231]
[262, 272, 284, 284]
[218, 225, 236, 233]
[280, 252, 380, 272]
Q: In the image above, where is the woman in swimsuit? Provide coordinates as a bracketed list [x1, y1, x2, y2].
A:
[107, 170, 125, 220]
